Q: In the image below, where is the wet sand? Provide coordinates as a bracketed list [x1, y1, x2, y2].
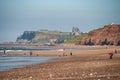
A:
[0, 46, 120, 80]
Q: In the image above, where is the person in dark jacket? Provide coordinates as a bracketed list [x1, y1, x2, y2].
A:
[70, 52, 72, 56]
[30, 51, 32, 56]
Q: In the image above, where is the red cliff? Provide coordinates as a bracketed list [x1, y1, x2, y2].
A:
[79, 24, 120, 46]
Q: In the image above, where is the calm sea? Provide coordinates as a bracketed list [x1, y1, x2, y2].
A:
[0, 47, 101, 52]
[0, 54, 54, 72]
[0, 47, 56, 51]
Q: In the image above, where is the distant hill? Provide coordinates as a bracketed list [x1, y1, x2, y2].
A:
[77, 24, 120, 46]
[16, 27, 83, 44]
[16, 30, 73, 44]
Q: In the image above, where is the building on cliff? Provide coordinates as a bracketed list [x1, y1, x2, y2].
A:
[72, 27, 81, 36]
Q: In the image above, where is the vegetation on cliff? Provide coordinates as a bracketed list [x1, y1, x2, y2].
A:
[16, 27, 82, 44]
[16, 30, 73, 44]
[65, 24, 120, 46]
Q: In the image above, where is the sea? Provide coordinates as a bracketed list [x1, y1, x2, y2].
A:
[0, 55, 55, 72]
[0, 47, 59, 72]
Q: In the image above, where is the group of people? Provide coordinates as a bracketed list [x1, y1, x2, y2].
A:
[62, 49, 118, 59]
[63, 51, 72, 56]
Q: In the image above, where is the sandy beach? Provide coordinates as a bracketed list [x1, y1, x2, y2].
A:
[0, 46, 120, 80]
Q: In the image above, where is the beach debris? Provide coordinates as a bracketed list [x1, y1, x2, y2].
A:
[94, 72, 97, 74]
[89, 73, 94, 77]
[82, 73, 85, 77]
[49, 73, 53, 79]
[89, 73, 93, 76]
[57, 49, 64, 51]
[107, 76, 110, 79]
[29, 76, 32, 79]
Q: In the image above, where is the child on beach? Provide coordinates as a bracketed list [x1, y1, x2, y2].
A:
[108, 51, 113, 59]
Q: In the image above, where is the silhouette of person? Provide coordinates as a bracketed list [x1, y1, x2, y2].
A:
[115, 49, 117, 54]
[30, 51, 32, 56]
[70, 52, 72, 56]
[4, 49, 6, 54]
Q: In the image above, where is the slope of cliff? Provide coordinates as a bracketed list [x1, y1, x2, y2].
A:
[16, 30, 73, 44]
[78, 24, 120, 45]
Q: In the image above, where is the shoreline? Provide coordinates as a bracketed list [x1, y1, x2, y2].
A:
[0, 45, 120, 56]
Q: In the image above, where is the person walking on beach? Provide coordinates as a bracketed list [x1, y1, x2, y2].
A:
[30, 51, 32, 56]
[4, 49, 6, 54]
[108, 51, 113, 59]
[63, 51, 67, 56]
[63, 48, 68, 56]
[115, 49, 117, 54]
[70, 52, 72, 56]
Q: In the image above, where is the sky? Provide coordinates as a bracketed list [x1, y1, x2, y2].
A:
[0, 0, 120, 43]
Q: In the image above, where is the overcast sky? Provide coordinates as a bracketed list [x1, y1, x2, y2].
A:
[0, 0, 120, 43]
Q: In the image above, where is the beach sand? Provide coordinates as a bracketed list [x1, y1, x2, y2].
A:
[0, 46, 120, 80]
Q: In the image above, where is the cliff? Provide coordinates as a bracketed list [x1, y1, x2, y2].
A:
[16, 30, 73, 44]
[79, 24, 120, 45]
